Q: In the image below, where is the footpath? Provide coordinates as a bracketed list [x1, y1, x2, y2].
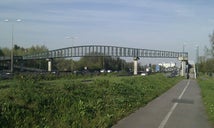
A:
[112, 79, 212, 128]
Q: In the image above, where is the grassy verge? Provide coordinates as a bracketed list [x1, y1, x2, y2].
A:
[0, 73, 182, 128]
[198, 76, 214, 126]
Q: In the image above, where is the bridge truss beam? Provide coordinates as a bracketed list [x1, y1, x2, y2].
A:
[22, 45, 188, 60]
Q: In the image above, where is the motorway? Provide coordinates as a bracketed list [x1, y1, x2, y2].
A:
[112, 79, 212, 128]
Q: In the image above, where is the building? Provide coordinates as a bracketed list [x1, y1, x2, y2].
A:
[158, 62, 176, 68]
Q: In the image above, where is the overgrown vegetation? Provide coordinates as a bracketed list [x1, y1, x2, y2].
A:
[198, 31, 214, 73]
[198, 76, 214, 126]
[196, 31, 214, 127]
[0, 73, 182, 128]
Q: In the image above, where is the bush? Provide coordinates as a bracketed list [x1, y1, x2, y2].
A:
[198, 77, 214, 125]
[0, 73, 182, 128]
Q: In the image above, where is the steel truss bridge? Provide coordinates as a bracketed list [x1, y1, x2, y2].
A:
[21, 45, 188, 60]
[0, 45, 188, 60]
[0, 45, 188, 75]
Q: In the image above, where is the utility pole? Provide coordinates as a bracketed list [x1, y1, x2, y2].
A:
[11, 24, 14, 73]
[196, 45, 199, 77]
[4, 19, 22, 73]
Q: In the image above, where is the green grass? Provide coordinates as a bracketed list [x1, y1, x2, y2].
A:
[198, 76, 214, 126]
[0, 73, 182, 128]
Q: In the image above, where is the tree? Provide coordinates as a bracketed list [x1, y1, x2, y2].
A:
[13, 44, 26, 56]
[0, 48, 4, 56]
[205, 31, 214, 58]
[53, 58, 72, 71]
[75, 53, 129, 72]
[209, 31, 214, 57]
[27, 45, 48, 54]
[1, 47, 11, 56]
[77, 55, 103, 71]
[205, 58, 214, 73]
[199, 31, 214, 73]
[198, 56, 206, 73]
[23, 45, 49, 69]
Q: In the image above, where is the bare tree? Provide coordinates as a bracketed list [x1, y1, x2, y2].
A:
[209, 31, 214, 57]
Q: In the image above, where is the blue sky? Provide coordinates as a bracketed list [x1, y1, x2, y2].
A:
[0, 0, 214, 62]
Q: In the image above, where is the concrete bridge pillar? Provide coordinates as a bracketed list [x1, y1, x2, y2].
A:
[181, 60, 186, 77]
[133, 57, 140, 75]
[46, 59, 52, 72]
[179, 57, 188, 77]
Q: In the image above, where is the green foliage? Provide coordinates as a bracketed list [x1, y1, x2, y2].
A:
[198, 76, 214, 125]
[198, 58, 214, 73]
[53, 58, 73, 71]
[0, 47, 10, 56]
[198, 31, 214, 73]
[0, 74, 182, 128]
[209, 31, 214, 57]
[77, 54, 103, 71]
[1, 44, 48, 57]
[0, 48, 4, 56]
[204, 58, 214, 73]
[76, 54, 128, 71]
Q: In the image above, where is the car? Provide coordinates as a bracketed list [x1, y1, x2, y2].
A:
[107, 70, 112, 73]
[100, 69, 106, 73]
[141, 72, 148, 76]
[0, 72, 13, 80]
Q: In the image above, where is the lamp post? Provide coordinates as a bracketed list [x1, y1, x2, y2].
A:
[182, 43, 186, 57]
[4, 19, 22, 73]
[196, 45, 199, 64]
[196, 45, 199, 78]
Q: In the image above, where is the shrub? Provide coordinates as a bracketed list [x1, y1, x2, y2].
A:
[0, 73, 182, 128]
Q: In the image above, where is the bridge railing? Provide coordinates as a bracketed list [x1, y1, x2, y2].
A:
[0, 56, 11, 60]
[0, 56, 23, 61]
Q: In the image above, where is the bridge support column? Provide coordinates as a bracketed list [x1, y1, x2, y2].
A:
[46, 59, 52, 72]
[181, 60, 186, 77]
[133, 57, 139, 75]
[179, 57, 188, 77]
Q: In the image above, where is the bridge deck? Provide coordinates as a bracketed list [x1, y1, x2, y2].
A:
[0, 56, 23, 61]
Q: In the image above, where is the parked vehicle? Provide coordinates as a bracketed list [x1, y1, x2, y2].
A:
[141, 72, 148, 76]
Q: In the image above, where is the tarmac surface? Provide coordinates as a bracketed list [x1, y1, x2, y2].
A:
[112, 79, 212, 128]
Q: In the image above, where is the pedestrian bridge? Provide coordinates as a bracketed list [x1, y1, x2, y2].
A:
[0, 45, 188, 75]
[0, 45, 188, 60]
[21, 45, 188, 59]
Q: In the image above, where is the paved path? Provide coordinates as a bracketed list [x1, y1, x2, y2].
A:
[112, 79, 212, 128]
